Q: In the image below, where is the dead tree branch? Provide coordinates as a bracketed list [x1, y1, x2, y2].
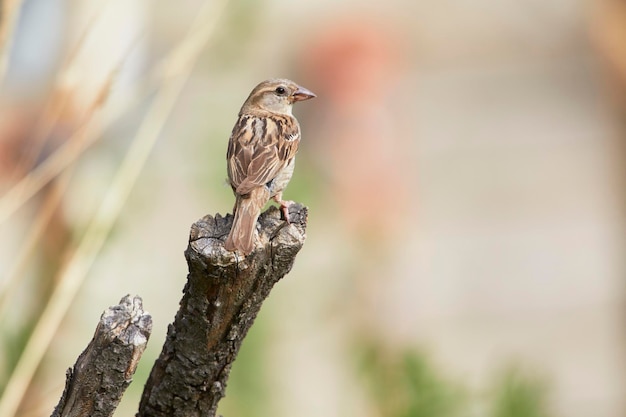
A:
[137, 203, 308, 417]
[51, 295, 152, 417]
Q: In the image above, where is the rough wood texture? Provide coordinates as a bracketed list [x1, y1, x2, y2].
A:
[51, 295, 152, 417]
[137, 203, 308, 417]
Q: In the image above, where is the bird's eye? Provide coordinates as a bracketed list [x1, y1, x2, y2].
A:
[275, 86, 287, 95]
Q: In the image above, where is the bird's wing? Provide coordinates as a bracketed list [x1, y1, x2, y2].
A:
[228, 114, 300, 196]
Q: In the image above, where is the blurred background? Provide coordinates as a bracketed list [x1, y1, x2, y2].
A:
[0, 0, 625, 416]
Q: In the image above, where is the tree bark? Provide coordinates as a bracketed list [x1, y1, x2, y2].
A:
[137, 203, 308, 417]
[51, 295, 152, 417]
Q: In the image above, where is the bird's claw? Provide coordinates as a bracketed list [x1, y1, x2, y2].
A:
[280, 200, 294, 224]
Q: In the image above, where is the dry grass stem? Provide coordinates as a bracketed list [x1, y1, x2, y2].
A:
[0, 0, 230, 415]
[8, 2, 112, 181]
[0, 169, 74, 317]
[0, 33, 140, 227]
[0, 0, 24, 85]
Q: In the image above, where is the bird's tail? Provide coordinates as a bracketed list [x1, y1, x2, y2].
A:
[224, 188, 268, 255]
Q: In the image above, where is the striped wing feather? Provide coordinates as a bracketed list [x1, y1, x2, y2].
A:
[227, 114, 300, 196]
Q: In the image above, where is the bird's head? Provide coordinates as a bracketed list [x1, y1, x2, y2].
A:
[241, 79, 316, 115]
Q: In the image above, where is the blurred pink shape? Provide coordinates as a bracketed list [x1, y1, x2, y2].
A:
[300, 18, 413, 243]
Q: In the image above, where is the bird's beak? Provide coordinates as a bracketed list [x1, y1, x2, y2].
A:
[291, 86, 316, 102]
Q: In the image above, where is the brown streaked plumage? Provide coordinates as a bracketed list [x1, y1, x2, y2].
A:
[224, 79, 315, 255]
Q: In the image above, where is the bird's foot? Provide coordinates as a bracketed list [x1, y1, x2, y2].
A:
[279, 200, 295, 224]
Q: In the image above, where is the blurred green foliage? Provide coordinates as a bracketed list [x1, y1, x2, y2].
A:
[356, 340, 553, 417]
[490, 366, 551, 417]
[357, 344, 465, 417]
[0, 327, 30, 394]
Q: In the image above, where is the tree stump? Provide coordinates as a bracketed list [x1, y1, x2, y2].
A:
[137, 203, 308, 417]
[51, 295, 152, 417]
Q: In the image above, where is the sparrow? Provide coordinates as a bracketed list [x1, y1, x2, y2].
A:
[224, 79, 316, 255]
